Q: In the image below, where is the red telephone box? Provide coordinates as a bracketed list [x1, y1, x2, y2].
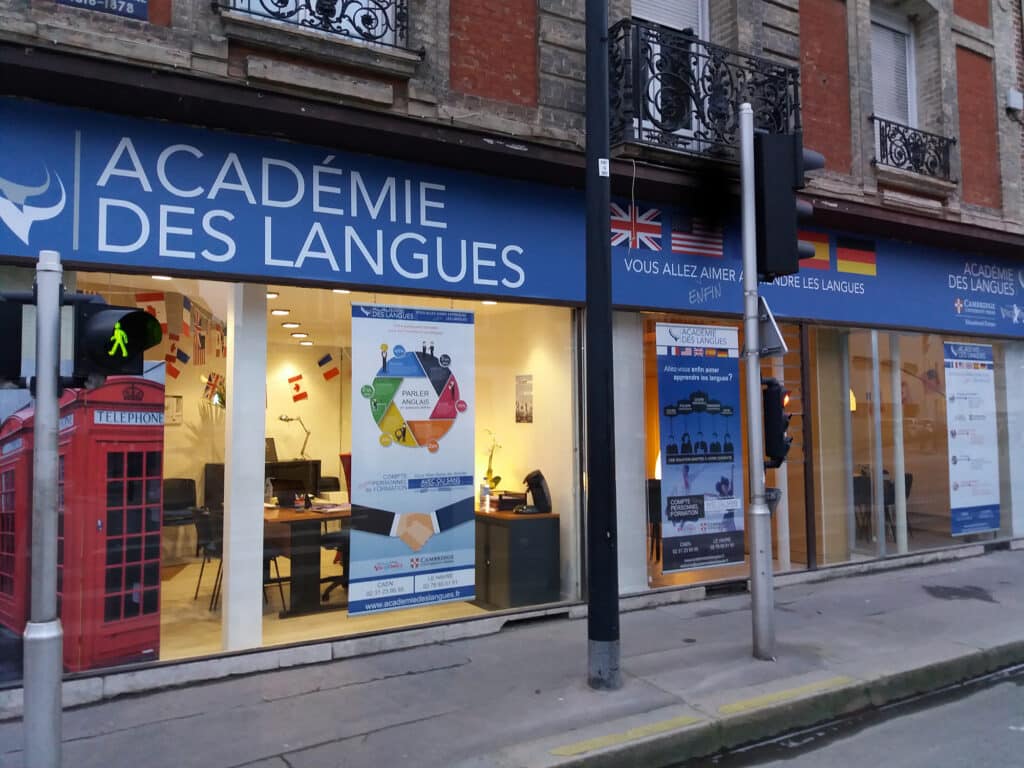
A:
[0, 377, 165, 672]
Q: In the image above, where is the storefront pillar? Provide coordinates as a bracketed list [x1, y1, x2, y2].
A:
[888, 333, 908, 553]
[870, 331, 886, 558]
[771, 358, 791, 571]
[612, 312, 648, 593]
[222, 283, 267, 651]
[840, 332, 855, 560]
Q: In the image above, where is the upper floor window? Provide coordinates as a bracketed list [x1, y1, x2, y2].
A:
[871, 9, 916, 127]
[633, 0, 707, 39]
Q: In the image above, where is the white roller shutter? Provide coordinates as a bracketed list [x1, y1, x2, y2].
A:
[633, 0, 705, 37]
[871, 20, 912, 124]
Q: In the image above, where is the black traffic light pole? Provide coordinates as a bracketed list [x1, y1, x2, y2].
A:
[584, 0, 621, 690]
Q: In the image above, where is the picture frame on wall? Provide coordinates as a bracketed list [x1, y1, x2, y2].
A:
[164, 395, 183, 426]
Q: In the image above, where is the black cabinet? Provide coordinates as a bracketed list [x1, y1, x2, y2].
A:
[474, 511, 560, 609]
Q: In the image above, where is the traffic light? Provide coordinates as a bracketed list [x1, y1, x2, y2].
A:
[0, 300, 23, 383]
[754, 131, 825, 281]
[762, 377, 792, 469]
[73, 300, 162, 381]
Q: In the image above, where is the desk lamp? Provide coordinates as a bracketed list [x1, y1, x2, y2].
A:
[279, 414, 311, 459]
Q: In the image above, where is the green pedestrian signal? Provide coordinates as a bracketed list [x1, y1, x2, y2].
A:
[109, 321, 129, 358]
[74, 301, 162, 381]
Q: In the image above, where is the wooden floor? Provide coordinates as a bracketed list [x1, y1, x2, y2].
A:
[158, 548, 488, 662]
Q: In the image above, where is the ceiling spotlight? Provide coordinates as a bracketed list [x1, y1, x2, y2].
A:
[299, 340, 314, 346]
[481, 300, 497, 306]
[266, 291, 279, 299]
[332, 289, 351, 294]
[270, 309, 290, 316]
[281, 322, 300, 329]
[291, 332, 309, 339]
[152, 275, 172, 281]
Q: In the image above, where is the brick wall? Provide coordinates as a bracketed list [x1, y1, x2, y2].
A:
[954, 0, 989, 28]
[956, 46, 1002, 208]
[799, 0, 852, 173]
[450, 0, 538, 106]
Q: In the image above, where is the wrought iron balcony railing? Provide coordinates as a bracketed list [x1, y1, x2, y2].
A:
[610, 18, 800, 160]
[217, 0, 409, 48]
[872, 116, 955, 181]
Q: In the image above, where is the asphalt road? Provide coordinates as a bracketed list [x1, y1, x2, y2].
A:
[695, 669, 1024, 768]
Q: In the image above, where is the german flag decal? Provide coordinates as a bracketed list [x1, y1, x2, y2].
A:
[836, 238, 877, 276]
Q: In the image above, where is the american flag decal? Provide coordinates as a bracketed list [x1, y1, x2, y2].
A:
[610, 203, 662, 251]
[671, 217, 724, 258]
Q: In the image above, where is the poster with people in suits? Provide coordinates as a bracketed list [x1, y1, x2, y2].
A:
[655, 323, 744, 571]
[349, 304, 475, 615]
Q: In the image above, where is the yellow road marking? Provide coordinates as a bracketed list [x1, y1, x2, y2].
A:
[550, 714, 704, 756]
[718, 675, 856, 715]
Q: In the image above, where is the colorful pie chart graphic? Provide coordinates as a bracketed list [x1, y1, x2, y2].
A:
[362, 347, 467, 452]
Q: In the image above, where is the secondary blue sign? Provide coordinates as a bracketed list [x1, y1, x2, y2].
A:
[0, 99, 585, 302]
[611, 201, 1024, 338]
[56, 0, 148, 21]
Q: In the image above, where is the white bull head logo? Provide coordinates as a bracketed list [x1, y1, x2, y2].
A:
[0, 167, 67, 245]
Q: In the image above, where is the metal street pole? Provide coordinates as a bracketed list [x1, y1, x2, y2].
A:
[739, 105, 776, 660]
[23, 249, 64, 768]
[584, 0, 621, 690]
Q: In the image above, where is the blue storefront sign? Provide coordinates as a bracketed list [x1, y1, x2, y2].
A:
[0, 98, 586, 302]
[2, 97, 1023, 339]
[611, 200, 1024, 338]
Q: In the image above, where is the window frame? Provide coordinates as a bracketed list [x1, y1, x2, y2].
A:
[870, 6, 918, 128]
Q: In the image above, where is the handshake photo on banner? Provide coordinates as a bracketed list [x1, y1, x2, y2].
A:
[352, 497, 475, 552]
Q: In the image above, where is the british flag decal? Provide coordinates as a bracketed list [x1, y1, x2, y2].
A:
[610, 203, 662, 250]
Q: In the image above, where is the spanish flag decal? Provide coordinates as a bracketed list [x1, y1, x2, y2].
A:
[836, 238, 877, 276]
[799, 230, 830, 270]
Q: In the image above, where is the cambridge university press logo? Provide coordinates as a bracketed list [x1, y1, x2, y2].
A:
[0, 167, 67, 245]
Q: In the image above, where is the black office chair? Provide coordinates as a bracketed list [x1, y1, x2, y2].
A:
[852, 473, 873, 543]
[163, 478, 199, 528]
[194, 479, 288, 612]
[320, 527, 350, 602]
[883, 472, 915, 541]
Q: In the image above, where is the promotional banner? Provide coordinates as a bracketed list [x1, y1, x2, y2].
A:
[349, 304, 475, 614]
[655, 324, 744, 571]
[0, 98, 584, 302]
[611, 201, 1024, 338]
[944, 342, 1001, 535]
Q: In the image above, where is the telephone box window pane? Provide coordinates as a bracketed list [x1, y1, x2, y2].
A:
[125, 536, 142, 563]
[143, 589, 158, 614]
[107, 453, 123, 479]
[145, 479, 161, 505]
[56, 539, 63, 564]
[145, 507, 160, 532]
[125, 564, 141, 591]
[123, 592, 140, 619]
[107, 510, 123, 536]
[107, 481, 124, 508]
[143, 562, 159, 588]
[127, 452, 143, 478]
[144, 535, 160, 561]
[106, 538, 123, 566]
[126, 480, 143, 506]
[104, 595, 121, 622]
[106, 567, 122, 594]
[126, 508, 143, 535]
[146, 451, 161, 476]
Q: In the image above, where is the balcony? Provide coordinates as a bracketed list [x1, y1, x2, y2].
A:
[609, 18, 800, 162]
[215, 0, 409, 49]
[872, 116, 955, 182]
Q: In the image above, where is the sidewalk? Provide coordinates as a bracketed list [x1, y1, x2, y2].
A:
[2, 549, 1023, 768]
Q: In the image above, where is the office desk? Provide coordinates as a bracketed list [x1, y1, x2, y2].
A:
[264, 505, 350, 617]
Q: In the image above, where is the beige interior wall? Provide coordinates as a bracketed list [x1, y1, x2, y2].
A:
[813, 328, 850, 563]
[474, 305, 579, 599]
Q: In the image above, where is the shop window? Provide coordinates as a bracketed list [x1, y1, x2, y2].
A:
[810, 328, 1017, 564]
